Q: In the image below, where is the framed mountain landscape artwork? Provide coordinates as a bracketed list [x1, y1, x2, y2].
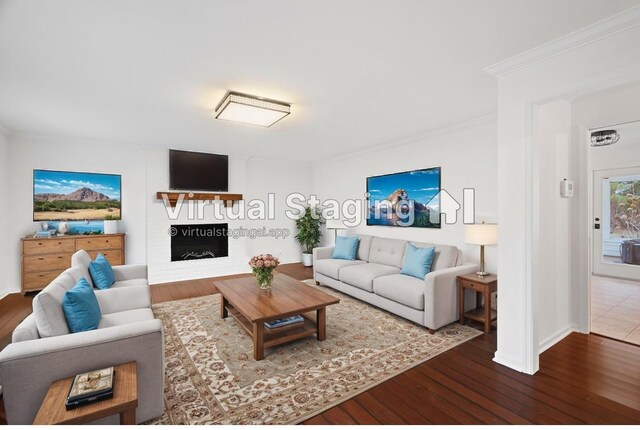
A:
[33, 170, 121, 221]
[366, 167, 441, 228]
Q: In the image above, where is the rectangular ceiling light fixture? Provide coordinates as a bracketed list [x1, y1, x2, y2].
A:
[214, 91, 290, 127]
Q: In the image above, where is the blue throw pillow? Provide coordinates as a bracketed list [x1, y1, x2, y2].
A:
[401, 244, 436, 280]
[62, 278, 102, 333]
[89, 253, 115, 289]
[332, 236, 360, 260]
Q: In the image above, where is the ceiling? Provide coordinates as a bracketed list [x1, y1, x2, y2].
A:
[1, 0, 639, 162]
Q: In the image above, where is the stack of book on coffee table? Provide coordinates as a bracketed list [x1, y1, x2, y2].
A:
[264, 315, 303, 329]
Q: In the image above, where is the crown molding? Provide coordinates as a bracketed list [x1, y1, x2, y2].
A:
[314, 112, 496, 164]
[484, 5, 640, 78]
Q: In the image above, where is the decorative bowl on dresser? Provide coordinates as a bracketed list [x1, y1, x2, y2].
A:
[21, 233, 126, 294]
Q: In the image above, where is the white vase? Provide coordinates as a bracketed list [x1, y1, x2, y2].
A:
[103, 220, 118, 235]
[58, 222, 69, 236]
[301, 253, 313, 267]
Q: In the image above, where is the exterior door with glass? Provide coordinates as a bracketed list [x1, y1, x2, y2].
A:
[593, 167, 640, 280]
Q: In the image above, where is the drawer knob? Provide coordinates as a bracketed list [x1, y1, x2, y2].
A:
[38, 257, 44, 260]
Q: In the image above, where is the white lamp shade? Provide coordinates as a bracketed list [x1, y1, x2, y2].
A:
[465, 223, 498, 245]
[326, 219, 346, 230]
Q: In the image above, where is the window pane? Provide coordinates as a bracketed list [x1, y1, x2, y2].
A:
[610, 177, 640, 239]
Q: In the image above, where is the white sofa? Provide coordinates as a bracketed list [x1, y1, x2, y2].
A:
[313, 235, 478, 332]
[0, 250, 164, 424]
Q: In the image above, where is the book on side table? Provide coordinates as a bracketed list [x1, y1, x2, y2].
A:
[65, 367, 115, 410]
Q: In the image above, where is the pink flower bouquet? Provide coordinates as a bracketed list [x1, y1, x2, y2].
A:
[249, 254, 280, 289]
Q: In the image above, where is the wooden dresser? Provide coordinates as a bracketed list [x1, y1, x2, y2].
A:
[21, 233, 125, 294]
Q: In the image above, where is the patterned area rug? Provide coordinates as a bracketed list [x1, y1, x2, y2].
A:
[147, 280, 481, 425]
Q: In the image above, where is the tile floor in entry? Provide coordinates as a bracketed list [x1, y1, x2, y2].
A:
[591, 275, 640, 346]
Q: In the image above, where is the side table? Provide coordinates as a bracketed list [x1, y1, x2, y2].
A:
[457, 274, 498, 333]
[33, 361, 138, 425]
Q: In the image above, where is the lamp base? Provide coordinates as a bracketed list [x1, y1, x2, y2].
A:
[476, 271, 490, 277]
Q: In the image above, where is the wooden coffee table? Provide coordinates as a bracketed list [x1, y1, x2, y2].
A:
[215, 273, 340, 360]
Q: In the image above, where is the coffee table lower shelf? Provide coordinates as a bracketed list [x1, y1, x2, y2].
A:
[223, 301, 326, 360]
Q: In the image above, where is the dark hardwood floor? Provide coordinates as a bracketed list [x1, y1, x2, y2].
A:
[2, 263, 640, 424]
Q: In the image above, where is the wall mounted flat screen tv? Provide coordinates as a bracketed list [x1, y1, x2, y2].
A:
[169, 149, 229, 192]
[33, 170, 122, 221]
[366, 166, 441, 228]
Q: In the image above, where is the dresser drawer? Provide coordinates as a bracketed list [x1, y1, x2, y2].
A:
[23, 239, 75, 255]
[75, 236, 123, 251]
[23, 270, 63, 291]
[87, 250, 123, 265]
[23, 253, 72, 273]
[459, 278, 485, 292]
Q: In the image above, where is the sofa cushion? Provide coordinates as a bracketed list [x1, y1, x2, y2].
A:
[112, 279, 149, 289]
[66, 265, 96, 289]
[356, 234, 373, 261]
[32, 272, 76, 338]
[332, 236, 360, 260]
[368, 237, 407, 268]
[62, 278, 102, 333]
[70, 250, 95, 288]
[411, 242, 458, 271]
[374, 274, 425, 310]
[98, 308, 155, 329]
[314, 258, 365, 280]
[339, 263, 400, 292]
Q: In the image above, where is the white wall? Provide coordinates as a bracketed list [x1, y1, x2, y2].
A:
[312, 118, 498, 273]
[0, 130, 9, 298]
[4, 134, 148, 294]
[533, 100, 576, 352]
[244, 158, 313, 263]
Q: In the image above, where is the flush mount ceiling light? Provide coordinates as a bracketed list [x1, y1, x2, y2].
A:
[590, 130, 620, 147]
[214, 91, 290, 127]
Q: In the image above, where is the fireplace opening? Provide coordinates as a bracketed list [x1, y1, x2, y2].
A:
[170, 223, 229, 262]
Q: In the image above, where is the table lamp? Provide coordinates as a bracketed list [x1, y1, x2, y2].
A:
[465, 223, 498, 277]
[326, 219, 347, 243]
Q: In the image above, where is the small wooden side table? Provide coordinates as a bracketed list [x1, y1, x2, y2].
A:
[33, 361, 138, 425]
[457, 274, 498, 333]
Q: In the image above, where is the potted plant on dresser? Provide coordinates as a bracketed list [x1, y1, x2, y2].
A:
[295, 206, 323, 267]
[103, 215, 120, 234]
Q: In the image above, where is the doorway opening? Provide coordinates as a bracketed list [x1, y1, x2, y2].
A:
[590, 121, 640, 345]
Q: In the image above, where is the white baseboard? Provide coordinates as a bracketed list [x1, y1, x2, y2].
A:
[538, 324, 578, 354]
[492, 351, 525, 373]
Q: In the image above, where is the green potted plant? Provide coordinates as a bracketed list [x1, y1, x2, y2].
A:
[295, 207, 323, 266]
